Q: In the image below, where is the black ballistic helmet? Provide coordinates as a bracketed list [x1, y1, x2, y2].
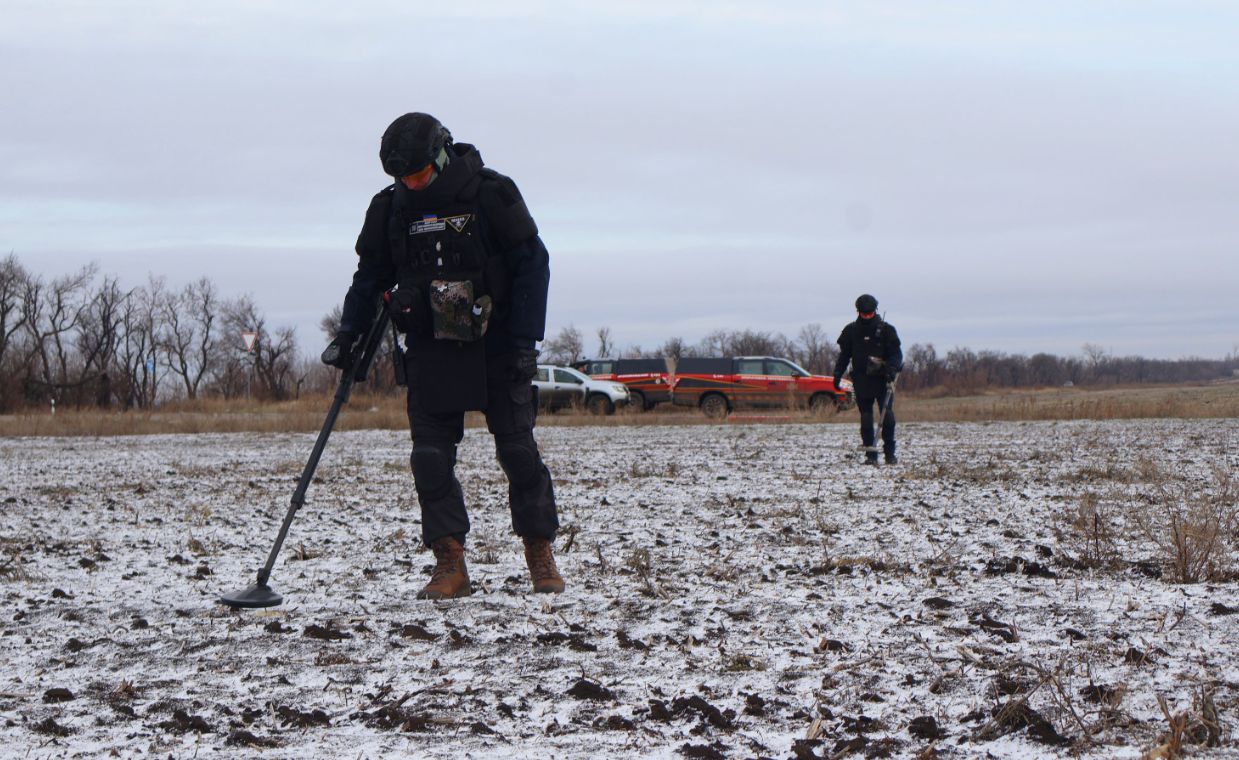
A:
[379, 112, 453, 177]
[855, 294, 878, 313]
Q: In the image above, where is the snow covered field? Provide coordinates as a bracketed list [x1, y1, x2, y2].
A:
[1, 418, 1237, 759]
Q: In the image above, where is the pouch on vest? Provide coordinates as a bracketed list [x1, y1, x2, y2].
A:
[430, 280, 491, 341]
[865, 355, 887, 377]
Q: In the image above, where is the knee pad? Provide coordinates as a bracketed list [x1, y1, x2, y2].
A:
[411, 444, 455, 495]
[495, 438, 540, 488]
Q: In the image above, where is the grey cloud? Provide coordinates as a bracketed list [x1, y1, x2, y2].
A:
[3, 1, 1237, 361]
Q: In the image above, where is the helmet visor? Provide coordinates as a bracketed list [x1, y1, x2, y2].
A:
[400, 162, 437, 190]
[398, 147, 449, 190]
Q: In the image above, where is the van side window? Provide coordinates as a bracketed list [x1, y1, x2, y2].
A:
[765, 360, 799, 376]
[737, 359, 764, 375]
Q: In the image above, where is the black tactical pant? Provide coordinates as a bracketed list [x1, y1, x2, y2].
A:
[406, 356, 558, 547]
[856, 390, 896, 457]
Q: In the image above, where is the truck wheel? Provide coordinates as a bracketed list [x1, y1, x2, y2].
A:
[627, 390, 646, 412]
[587, 394, 615, 415]
[700, 393, 729, 419]
[809, 393, 838, 416]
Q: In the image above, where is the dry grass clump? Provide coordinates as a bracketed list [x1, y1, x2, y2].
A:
[0, 552, 39, 582]
[624, 548, 666, 598]
[1056, 491, 1122, 570]
[1129, 458, 1237, 584]
[1057, 457, 1237, 583]
[1142, 688, 1222, 758]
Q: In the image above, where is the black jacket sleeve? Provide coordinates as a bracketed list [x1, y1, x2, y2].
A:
[478, 173, 548, 349]
[884, 324, 904, 372]
[502, 234, 550, 348]
[338, 188, 397, 335]
[833, 323, 854, 380]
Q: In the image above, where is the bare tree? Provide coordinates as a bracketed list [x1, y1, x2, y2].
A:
[78, 275, 130, 407]
[0, 254, 30, 410]
[697, 329, 730, 357]
[1082, 343, 1111, 385]
[21, 264, 97, 406]
[659, 336, 688, 363]
[319, 304, 344, 343]
[114, 278, 167, 409]
[901, 343, 941, 391]
[728, 329, 788, 357]
[795, 323, 837, 375]
[595, 326, 613, 359]
[163, 278, 219, 400]
[222, 295, 297, 400]
[542, 324, 584, 365]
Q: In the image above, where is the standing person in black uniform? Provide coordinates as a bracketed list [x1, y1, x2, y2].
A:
[322, 112, 563, 599]
[833, 294, 903, 465]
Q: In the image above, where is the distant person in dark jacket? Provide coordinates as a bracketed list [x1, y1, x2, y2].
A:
[321, 112, 563, 599]
[834, 294, 903, 465]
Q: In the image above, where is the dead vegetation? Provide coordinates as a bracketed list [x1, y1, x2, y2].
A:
[2, 383, 1236, 437]
[0, 552, 38, 582]
[1143, 688, 1223, 759]
[1130, 459, 1238, 583]
[1054, 455, 1238, 583]
[1056, 491, 1123, 570]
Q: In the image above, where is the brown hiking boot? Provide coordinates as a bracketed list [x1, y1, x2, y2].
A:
[416, 537, 471, 600]
[523, 537, 565, 594]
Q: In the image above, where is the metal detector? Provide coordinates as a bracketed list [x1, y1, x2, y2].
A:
[219, 307, 391, 609]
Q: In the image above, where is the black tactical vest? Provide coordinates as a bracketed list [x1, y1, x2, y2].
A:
[383, 147, 506, 412]
[388, 190, 490, 339]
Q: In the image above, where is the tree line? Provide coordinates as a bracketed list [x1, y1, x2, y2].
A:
[1, 254, 1234, 412]
[0, 255, 359, 412]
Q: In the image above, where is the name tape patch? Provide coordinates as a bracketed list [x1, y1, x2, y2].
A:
[410, 214, 472, 235]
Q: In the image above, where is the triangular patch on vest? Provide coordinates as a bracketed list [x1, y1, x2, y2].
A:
[445, 214, 472, 232]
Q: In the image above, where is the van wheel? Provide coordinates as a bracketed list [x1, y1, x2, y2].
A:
[627, 390, 646, 411]
[587, 394, 615, 415]
[700, 393, 729, 419]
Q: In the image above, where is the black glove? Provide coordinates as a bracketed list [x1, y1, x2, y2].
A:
[833, 376, 842, 389]
[509, 348, 539, 383]
[884, 366, 899, 382]
[321, 331, 358, 369]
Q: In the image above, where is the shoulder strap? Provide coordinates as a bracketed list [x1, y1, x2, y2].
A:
[355, 184, 396, 257]
[475, 168, 539, 249]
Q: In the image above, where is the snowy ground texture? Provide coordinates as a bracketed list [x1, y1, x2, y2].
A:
[1, 418, 1237, 759]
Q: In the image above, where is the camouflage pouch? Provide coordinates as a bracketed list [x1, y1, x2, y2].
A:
[430, 280, 490, 342]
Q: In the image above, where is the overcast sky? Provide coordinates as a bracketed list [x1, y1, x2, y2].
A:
[3, 0, 1237, 360]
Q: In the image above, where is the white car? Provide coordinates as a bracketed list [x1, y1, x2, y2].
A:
[533, 365, 630, 414]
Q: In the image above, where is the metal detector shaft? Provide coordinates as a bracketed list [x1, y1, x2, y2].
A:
[252, 309, 390, 588]
[879, 379, 896, 429]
